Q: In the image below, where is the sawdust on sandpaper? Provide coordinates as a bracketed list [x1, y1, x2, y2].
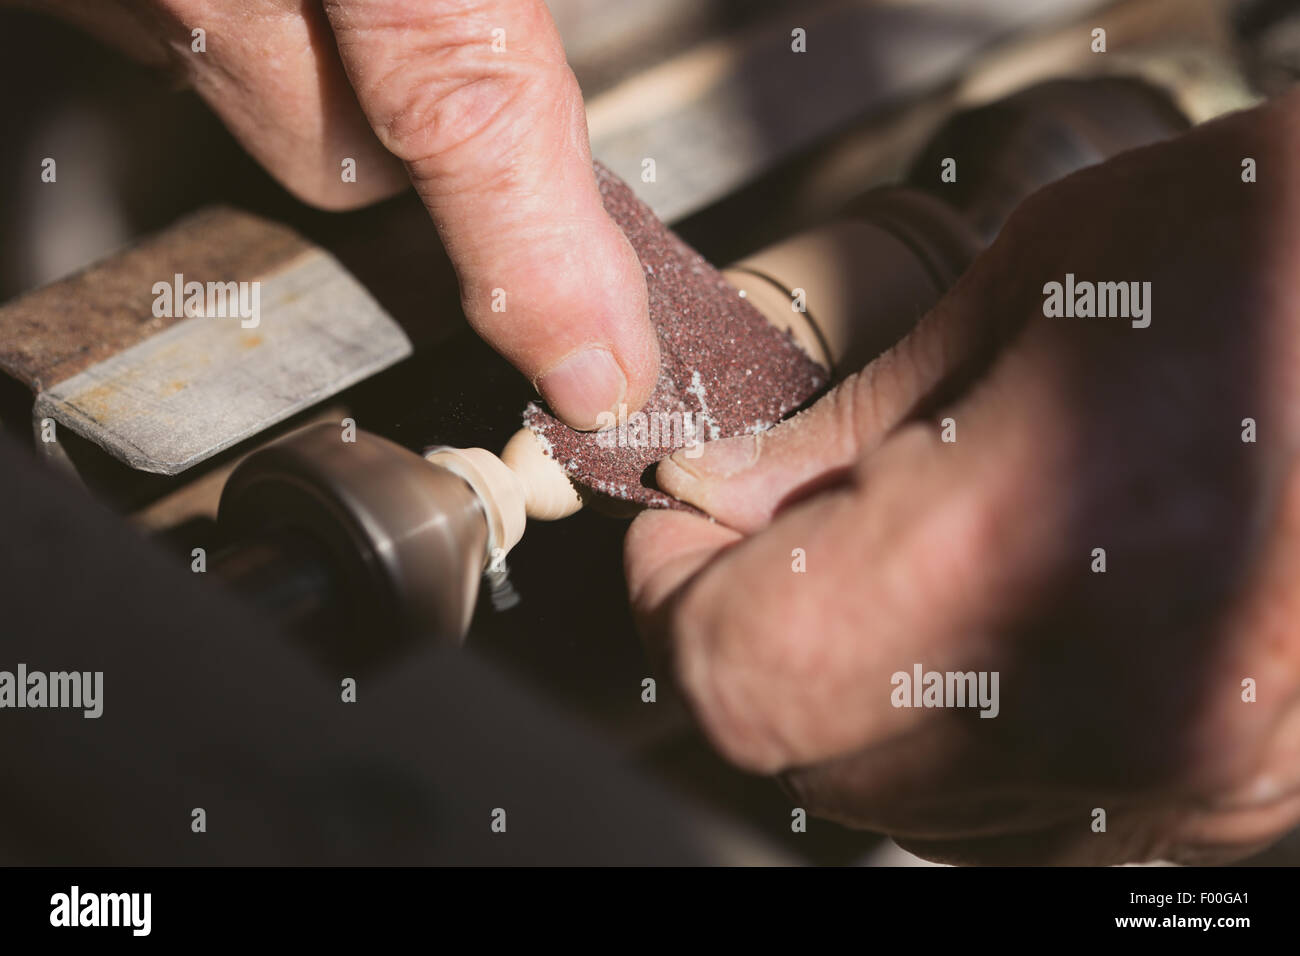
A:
[523, 163, 827, 511]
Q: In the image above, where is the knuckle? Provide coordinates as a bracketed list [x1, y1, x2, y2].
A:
[830, 369, 875, 446]
[356, 27, 578, 177]
[384, 68, 532, 166]
[838, 345, 933, 450]
[323, 1, 590, 211]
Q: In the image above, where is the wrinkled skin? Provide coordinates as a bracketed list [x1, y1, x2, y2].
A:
[32, 0, 660, 430]
[627, 91, 1300, 865]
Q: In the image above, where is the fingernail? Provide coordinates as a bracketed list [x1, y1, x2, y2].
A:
[537, 347, 627, 430]
[668, 433, 758, 481]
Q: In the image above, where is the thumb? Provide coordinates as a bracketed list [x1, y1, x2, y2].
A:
[656, 299, 976, 531]
[655, 220, 1029, 531]
[656, 378, 869, 534]
[324, 0, 659, 429]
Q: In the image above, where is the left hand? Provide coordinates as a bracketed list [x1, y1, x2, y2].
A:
[624, 91, 1300, 864]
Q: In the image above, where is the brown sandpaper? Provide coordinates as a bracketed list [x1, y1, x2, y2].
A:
[523, 163, 826, 510]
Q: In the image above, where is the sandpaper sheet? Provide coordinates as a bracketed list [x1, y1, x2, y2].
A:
[524, 164, 826, 509]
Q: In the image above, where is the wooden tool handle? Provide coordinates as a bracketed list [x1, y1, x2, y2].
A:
[724, 186, 980, 376]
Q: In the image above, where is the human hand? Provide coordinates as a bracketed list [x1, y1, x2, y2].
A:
[35, 0, 659, 428]
[625, 91, 1300, 864]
